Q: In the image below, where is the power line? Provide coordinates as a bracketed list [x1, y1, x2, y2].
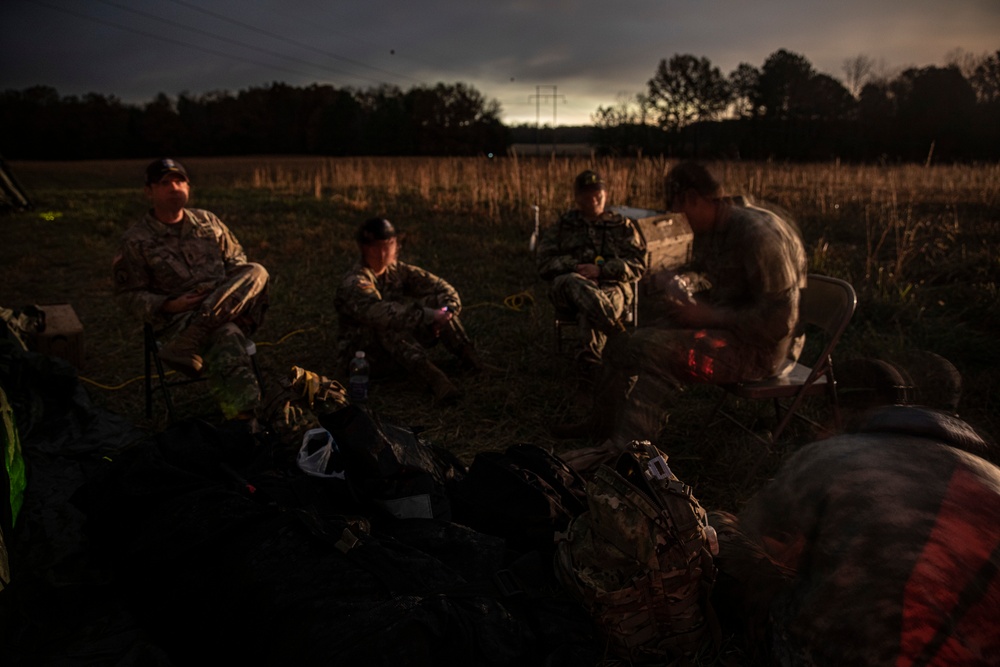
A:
[163, 0, 424, 86]
[27, 0, 311, 81]
[91, 0, 387, 86]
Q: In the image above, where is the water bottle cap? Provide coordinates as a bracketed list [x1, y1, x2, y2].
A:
[355, 351, 365, 358]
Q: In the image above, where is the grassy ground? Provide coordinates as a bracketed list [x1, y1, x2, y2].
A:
[3, 156, 998, 516]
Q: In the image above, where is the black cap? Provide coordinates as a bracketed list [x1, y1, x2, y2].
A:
[145, 158, 189, 185]
[357, 217, 397, 244]
[574, 170, 605, 191]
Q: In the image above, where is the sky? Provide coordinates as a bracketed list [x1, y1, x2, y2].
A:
[1, 0, 998, 127]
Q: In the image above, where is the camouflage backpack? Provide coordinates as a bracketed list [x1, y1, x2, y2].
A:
[554, 440, 719, 663]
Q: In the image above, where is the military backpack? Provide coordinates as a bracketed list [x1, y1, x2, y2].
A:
[554, 440, 719, 663]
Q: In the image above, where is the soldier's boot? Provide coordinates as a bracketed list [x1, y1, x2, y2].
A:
[158, 320, 213, 378]
[414, 360, 462, 405]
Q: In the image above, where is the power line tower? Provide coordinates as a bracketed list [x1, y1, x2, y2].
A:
[529, 85, 565, 155]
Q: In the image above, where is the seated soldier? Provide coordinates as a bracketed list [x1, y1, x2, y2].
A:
[112, 158, 269, 422]
[333, 217, 486, 404]
[555, 161, 807, 446]
[535, 170, 647, 388]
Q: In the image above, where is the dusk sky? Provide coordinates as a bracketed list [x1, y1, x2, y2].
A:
[2, 0, 998, 126]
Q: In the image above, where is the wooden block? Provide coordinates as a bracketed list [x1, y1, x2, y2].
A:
[30, 304, 86, 369]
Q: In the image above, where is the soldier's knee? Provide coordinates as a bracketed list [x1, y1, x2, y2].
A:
[245, 262, 269, 287]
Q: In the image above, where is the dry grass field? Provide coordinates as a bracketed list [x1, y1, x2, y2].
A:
[3, 155, 998, 512]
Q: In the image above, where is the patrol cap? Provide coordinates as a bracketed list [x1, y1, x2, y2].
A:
[145, 158, 189, 185]
[574, 170, 605, 192]
[357, 217, 397, 244]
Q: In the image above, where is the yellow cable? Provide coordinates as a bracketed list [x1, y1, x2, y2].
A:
[256, 326, 316, 347]
[80, 326, 317, 391]
[79, 371, 177, 391]
[464, 289, 536, 313]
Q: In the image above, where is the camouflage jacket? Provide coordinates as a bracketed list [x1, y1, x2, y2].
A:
[536, 209, 647, 287]
[689, 201, 807, 362]
[112, 208, 249, 326]
[333, 260, 461, 359]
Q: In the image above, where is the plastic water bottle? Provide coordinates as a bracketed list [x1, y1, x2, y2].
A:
[348, 351, 370, 403]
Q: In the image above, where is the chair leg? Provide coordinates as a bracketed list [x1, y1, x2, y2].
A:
[150, 343, 177, 423]
[144, 334, 154, 419]
[827, 368, 841, 432]
[708, 391, 773, 447]
[249, 349, 265, 401]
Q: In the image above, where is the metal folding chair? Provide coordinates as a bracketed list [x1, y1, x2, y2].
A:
[705, 274, 858, 444]
[143, 322, 263, 422]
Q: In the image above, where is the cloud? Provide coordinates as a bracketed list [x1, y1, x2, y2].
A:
[1, 0, 997, 125]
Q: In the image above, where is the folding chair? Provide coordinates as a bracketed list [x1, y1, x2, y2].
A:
[705, 274, 858, 445]
[554, 286, 638, 354]
[143, 322, 264, 422]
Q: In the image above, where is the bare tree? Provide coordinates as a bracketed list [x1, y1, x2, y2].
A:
[944, 47, 989, 80]
[842, 54, 876, 97]
[592, 92, 647, 128]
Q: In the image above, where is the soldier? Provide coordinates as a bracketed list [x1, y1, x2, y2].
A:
[536, 169, 647, 386]
[112, 158, 269, 421]
[333, 217, 485, 405]
[555, 161, 807, 446]
[711, 406, 1000, 666]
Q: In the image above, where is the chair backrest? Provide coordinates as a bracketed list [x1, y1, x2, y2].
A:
[797, 274, 858, 374]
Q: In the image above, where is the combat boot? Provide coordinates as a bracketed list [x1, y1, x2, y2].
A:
[414, 360, 462, 405]
[158, 319, 213, 378]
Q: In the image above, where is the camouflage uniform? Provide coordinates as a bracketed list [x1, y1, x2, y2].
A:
[605, 200, 807, 444]
[112, 208, 269, 418]
[536, 209, 647, 362]
[333, 260, 470, 377]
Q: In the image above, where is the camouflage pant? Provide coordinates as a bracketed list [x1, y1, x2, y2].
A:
[549, 273, 629, 362]
[340, 295, 473, 378]
[164, 262, 269, 418]
[600, 326, 780, 446]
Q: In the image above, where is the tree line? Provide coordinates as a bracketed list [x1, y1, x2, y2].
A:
[0, 82, 509, 160]
[2, 47, 998, 162]
[592, 48, 1000, 162]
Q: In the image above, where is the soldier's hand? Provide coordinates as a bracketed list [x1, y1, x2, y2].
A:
[425, 306, 453, 336]
[656, 271, 695, 305]
[162, 290, 209, 314]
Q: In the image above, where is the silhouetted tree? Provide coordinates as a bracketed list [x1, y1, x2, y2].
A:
[303, 85, 365, 155]
[647, 54, 731, 131]
[895, 65, 977, 161]
[140, 93, 186, 156]
[0, 86, 62, 158]
[729, 63, 761, 118]
[800, 74, 856, 120]
[404, 82, 504, 154]
[971, 50, 1000, 104]
[754, 49, 816, 120]
[591, 92, 658, 155]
